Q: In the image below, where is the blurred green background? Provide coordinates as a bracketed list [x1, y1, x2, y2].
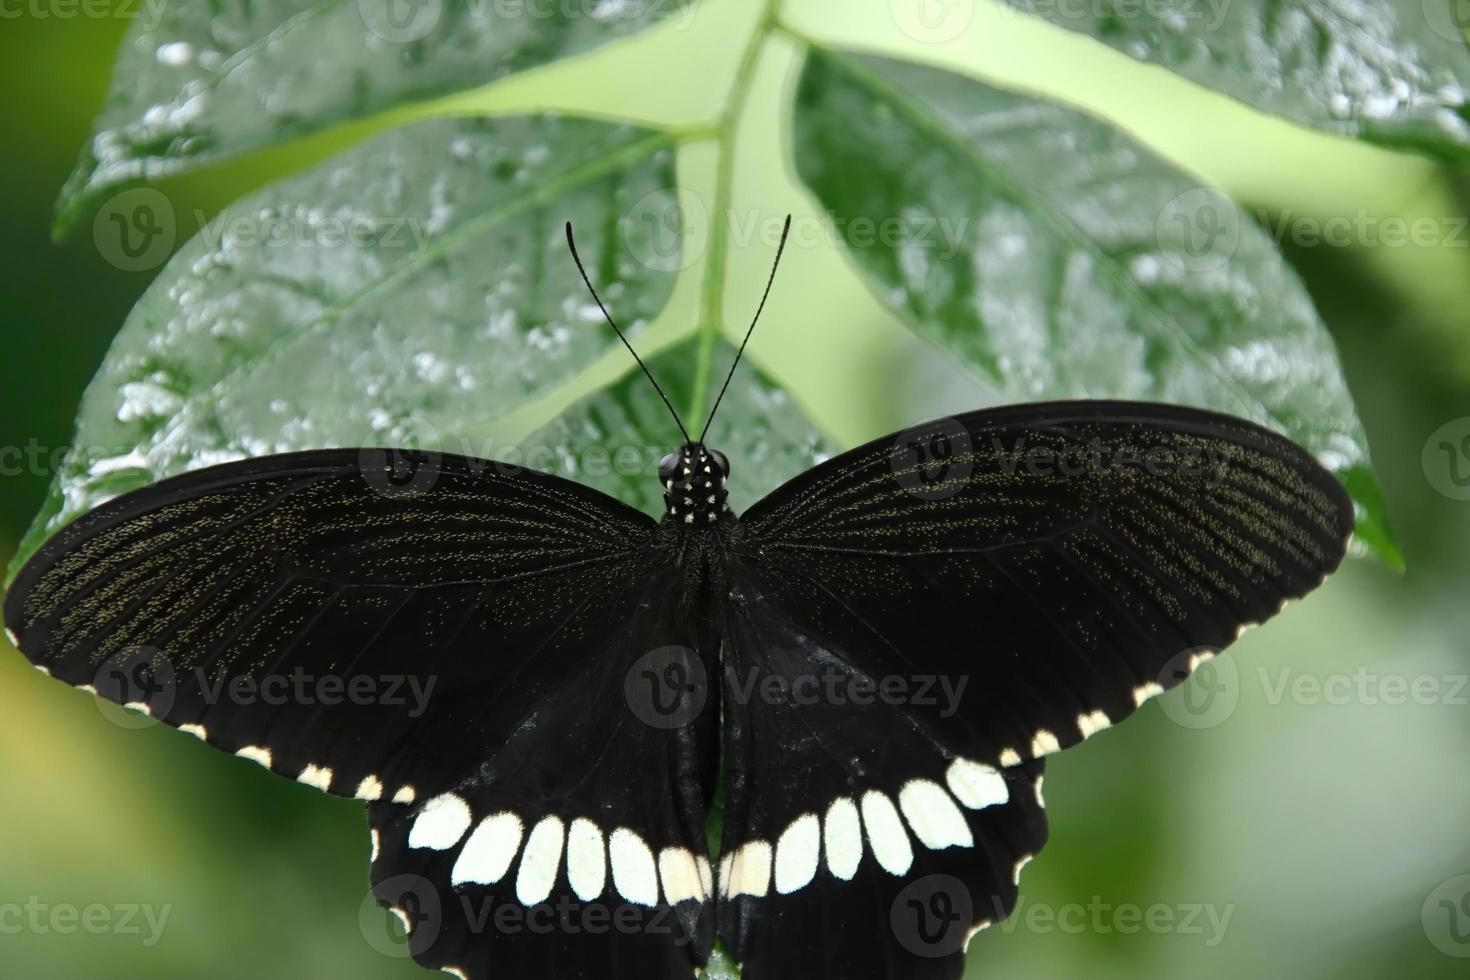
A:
[3, 1, 1470, 978]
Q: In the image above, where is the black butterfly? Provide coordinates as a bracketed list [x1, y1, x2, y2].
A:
[4, 217, 1352, 980]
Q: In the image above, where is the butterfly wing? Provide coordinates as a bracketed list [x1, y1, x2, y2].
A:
[368, 553, 722, 979]
[716, 400, 1353, 978]
[5, 449, 720, 978]
[717, 568, 1049, 979]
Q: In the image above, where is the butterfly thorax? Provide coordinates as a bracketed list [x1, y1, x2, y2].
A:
[659, 444, 731, 527]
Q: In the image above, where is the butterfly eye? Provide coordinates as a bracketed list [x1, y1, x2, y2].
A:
[709, 450, 730, 477]
[658, 452, 680, 484]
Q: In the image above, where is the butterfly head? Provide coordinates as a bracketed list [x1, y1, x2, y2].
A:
[660, 445, 730, 526]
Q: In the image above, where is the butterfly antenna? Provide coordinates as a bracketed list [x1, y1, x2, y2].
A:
[565, 222, 691, 445]
[699, 213, 792, 443]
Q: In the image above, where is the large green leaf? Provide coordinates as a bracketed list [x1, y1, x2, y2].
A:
[10, 113, 681, 579]
[1001, 0, 1470, 163]
[56, 0, 699, 234]
[793, 47, 1397, 564]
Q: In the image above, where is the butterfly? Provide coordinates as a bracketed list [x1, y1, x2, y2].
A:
[4, 216, 1353, 979]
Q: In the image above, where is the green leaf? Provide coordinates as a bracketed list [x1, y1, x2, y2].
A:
[56, 0, 699, 235]
[526, 334, 835, 518]
[793, 47, 1396, 563]
[1000, 0, 1470, 164]
[701, 946, 741, 980]
[10, 113, 681, 580]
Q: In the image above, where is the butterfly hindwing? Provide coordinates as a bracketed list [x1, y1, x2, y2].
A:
[717, 560, 1049, 979]
[365, 558, 721, 979]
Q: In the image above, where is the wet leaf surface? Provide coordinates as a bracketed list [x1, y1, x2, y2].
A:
[794, 47, 1394, 562]
[57, 0, 700, 233]
[1002, 0, 1470, 164]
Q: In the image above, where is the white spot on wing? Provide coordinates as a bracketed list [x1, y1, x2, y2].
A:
[34, 665, 50, 676]
[1030, 729, 1061, 756]
[728, 840, 773, 898]
[390, 907, 412, 934]
[371, 828, 381, 863]
[860, 791, 913, 875]
[566, 818, 606, 901]
[963, 919, 992, 952]
[79, 684, 98, 695]
[440, 968, 468, 980]
[356, 775, 384, 801]
[4, 627, 18, 647]
[1076, 709, 1111, 739]
[392, 785, 416, 805]
[516, 816, 566, 906]
[1013, 853, 1033, 885]
[658, 847, 704, 904]
[774, 814, 820, 895]
[1034, 776, 1046, 809]
[236, 745, 272, 769]
[1189, 650, 1217, 671]
[609, 828, 659, 907]
[823, 797, 862, 881]
[179, 723, 207, 740]
[123, 701, 152, 716]
[453, 812, 524, 887]
[409, 793, 473, 851]
[946, 758, 1009, 810]
[1133, 681, 1165, 705]
[998, 747, 1021, 767]
[899, 780, 973, 850]
[297, 764, 333, 792]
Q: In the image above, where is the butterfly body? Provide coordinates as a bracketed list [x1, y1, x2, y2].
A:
[5, 400, 1353, 980]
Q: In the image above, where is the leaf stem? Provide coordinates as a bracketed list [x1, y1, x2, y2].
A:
[684, 0, 783, 431]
